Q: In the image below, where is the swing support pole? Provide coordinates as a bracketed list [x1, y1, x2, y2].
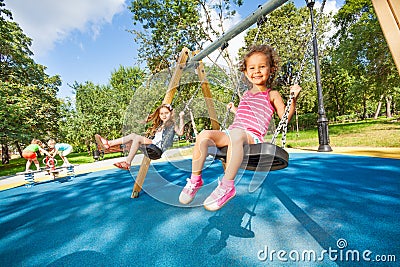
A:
[189, 0, 288, 63]
[306, 0, 332, 152]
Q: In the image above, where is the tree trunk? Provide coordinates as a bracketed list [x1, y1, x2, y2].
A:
[362, 93, 368, 119]
[15, 141, 23, 157]
[385, 95, 392, 118]
[1, 143, 10, 164]
[373, 94, 384, 119]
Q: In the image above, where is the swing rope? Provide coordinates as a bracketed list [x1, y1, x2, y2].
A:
[271, 93, 295, 147]
[181, 80, 204, 112]
[140, 70, 201, 160]
[209, 2, 329, 171]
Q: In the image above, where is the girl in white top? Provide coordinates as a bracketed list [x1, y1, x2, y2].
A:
[95, 104, 185, 170]
[47, 139, 73, 167]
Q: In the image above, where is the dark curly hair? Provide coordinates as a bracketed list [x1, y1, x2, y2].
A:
[238, 44, 280, 88]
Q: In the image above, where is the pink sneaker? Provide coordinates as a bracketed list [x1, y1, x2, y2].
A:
[179, 178, 203, 204]
[203, 181, 236, 211]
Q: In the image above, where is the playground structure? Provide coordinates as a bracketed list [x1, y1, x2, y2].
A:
[130, 0, 290, 198]
[18, 156, 76, 188]
[372, 0, 400, 75]
[129, 0, 400, 198]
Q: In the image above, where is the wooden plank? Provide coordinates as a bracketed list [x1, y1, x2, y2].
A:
[131, 156, 151, 198]
[388, 0, 400, 26]
[196, 60, 220, 130]
[372, 0, 400, 75]
[163, 47, 190, 104]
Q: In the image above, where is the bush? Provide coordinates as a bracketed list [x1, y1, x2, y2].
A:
[334, 114, 359, 123]
[287, 113, 318, 131]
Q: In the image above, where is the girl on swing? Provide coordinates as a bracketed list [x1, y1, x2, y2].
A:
[179, 44, 301, 211]
[95, 104, 185, 170]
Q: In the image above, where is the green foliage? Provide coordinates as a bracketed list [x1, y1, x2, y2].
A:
[128, 0, 244, 72]
[328, 0, 400, 118]
[61, 66, 146, 151]
[129, 0, 202, 71]
[0, 0, 61, 153]
[241, 2, 332, 116]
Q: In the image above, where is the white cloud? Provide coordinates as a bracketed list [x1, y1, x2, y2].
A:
[315, 0, 340, 14]
[7, 0, 127, 57]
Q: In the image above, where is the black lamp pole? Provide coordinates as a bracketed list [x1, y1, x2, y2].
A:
[306, 0, 332, 152]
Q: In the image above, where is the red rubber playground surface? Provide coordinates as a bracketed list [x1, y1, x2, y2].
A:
[0, 148, 399, 266]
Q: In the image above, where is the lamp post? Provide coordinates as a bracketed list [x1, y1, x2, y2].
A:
[306, 0, 332, 152]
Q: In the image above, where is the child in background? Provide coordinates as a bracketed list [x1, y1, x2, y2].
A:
[47, 139, 73, 167]
[22, 139, 52, 172]
[95, 104, 185, 170]
[179, 44, 301, 211]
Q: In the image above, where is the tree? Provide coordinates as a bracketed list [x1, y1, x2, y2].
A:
[63, 66, 145, 151]
[128, 0, 243, 72]
[0, 0, 61, 164]
[331, 0, 400, 119]
[320, 55, 356, 118]
[128, 0, 248, 131]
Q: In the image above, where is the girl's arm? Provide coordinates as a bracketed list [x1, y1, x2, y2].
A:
[174, 111, 185, 136]
[270, 84, 301, 121]
[50, 148, 59, 157]
[39, 147, 52, 157]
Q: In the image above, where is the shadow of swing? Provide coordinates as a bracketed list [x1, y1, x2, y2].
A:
[192, 189, 263, 255]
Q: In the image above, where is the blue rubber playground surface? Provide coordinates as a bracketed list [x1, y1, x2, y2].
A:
[0, 152, 399, 266]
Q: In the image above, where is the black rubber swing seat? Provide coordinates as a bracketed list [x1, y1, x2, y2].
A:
[209, 142, 289, 171]
[139, 144, 163, 160]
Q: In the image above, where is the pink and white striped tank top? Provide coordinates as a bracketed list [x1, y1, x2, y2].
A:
[228, 89, 275, 142]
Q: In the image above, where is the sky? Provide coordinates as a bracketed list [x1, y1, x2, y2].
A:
[6, 0, 343, 99]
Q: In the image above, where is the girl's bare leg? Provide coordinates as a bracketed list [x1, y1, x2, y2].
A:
[33, 159, 40, 170]
[223, 128, 254, 181]
[122, 133, 153, 164]
[192, 130, 229, 175]
[107, 135, 130, 147]
[25, 160, 31, 172]
[60, 155, 70, 165]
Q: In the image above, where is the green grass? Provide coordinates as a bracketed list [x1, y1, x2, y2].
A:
[1, 117, 399, 177]
[282, 117, 400, 148]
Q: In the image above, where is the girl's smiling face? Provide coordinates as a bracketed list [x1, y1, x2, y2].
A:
[159, 107, 172, 123]
[244, 52, 272, 87]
